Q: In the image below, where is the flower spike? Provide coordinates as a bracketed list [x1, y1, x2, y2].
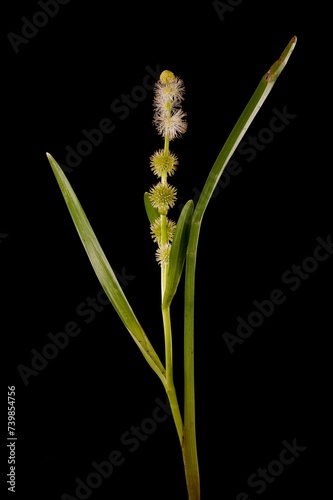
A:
[147, 70, 187, 266]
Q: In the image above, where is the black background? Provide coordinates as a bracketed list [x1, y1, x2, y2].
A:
[1, 1, 331, 500]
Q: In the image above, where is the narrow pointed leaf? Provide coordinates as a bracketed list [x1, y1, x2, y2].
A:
[183, 37, 297, 492]
[193, 36, 297, 225]
[46, 153, 166, 384]
[144, 192, 160, 224]
[163, 200, 194, 308]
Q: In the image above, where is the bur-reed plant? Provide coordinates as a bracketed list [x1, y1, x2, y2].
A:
[46, 36, 297, 500]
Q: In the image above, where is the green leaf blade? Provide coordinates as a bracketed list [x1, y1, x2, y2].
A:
[46, 153, 166, 383]
[163, 200, 194, 308]
[182, 37, 297, 492]
[144, 192, 160, 224]
[193, 36, 297, 225]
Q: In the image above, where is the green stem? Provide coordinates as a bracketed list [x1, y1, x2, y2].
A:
[165, 385, 183, 446]
[162, 304, 183, 445]
[161, 220, 183, 450]
[160, 102, 170, 295]
[162, 305, 173, 385]
[159, 102, 184, 450]
[160, 213, 168, 295]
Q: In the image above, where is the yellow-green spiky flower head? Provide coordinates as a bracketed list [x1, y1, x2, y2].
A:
[150, 150, 178, 177]
[148, 182, 177, 215]
[150, 217, 176, 245]
[156, 243, 171, 266]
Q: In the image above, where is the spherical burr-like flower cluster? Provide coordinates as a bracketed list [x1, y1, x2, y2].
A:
[150, 149, 178, 177]
[149, 182, 177, 214]
[148, 70, 187, 266]
[155, 243, 172, 266]
[150, 217, 176, 246]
